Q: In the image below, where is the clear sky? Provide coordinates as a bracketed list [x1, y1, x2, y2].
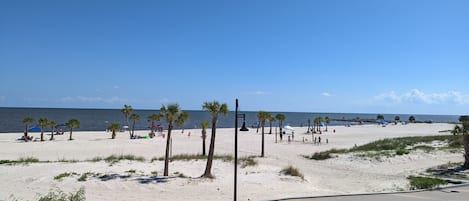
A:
[1, 0, 468, 115]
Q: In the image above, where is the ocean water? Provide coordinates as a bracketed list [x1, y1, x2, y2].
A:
[0, 107, 460, 133]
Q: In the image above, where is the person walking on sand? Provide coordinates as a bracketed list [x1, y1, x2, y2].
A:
[318, 136, 321, 144]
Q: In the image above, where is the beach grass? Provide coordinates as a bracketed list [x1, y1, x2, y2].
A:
[280, 166, 304, 179]
[88, 154, 145, 164]
[305, 135, 463, 160]
[0, 157, 41, 165]
[407, 176, 447, 190]
[151, 154, 234, 162]
[239, 156, 258, 168]
[38, 187, 85, 201]
[54, 172, 79, 181]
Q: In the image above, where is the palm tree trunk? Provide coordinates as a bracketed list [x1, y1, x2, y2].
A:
[126, 117, 132, 138]
[112, 130, 116, 139]
[464, 135, 469, 169]
[203, 119, 217, 178]
[50, 128, 54, 141]
[275, 124, 278, 143]
[69, 129, 73, 140]
[24, 125, 28, 138]
[269, 121, 272, 134]
[131, 120, 136, 138]
[40, 129, 44, 141]
[164, 124, 173, 176]
[261, 122, 265, 157]
[279, 121, 283, 141]
[202, 132, 206, 155]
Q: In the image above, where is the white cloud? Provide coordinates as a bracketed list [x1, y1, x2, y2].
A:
[373, 89, 469, 105]
[113, 85, 120, 89]
[60, 96, 128, 104]
[321, 92, 331, 97]
[250, 91, 271, 95]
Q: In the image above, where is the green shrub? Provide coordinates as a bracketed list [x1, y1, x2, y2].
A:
[54, 172, 78, 181]
[77, 172, 96, 182]
[412, 145, 435, 152]
[38, 187, 85, 201]
[280, 166, 304, 179]
[18, 157, 40, 163]
[396, 149, 410, 155]
[239, 156, 257, 168]
[407, 176, 447, 190]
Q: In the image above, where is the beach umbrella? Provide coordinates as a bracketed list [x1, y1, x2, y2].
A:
[284, 125, 294, 131]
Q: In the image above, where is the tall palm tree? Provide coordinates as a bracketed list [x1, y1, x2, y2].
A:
[38, 118, 49, 142]
[325, 116, 331, 132]
[200, 121, 209, 155]
[108, 123, 121, 139]
[66, 119, 80, 140]
[275, 114, 286, 143]
[314, 117, 323, 132]
[452, 119, 469, 169]
[49, 121, 57, 141]
[121, 104, 133, 138]
[307, 118, 311, 133]
[160, 104, 189, 176]
[257, 111, 271, 157]
[130, 113, 140, 138]
[268, 115, 275, 134]
[202, 101, 228, 178]
[147, 113, 160, 137]
[22, 117, 34, 140]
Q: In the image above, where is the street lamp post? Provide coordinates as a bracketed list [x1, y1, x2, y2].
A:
[234, 99, 248, 201]
[234, 99, 238, 201]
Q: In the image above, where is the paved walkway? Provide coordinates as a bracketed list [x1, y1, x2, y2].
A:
[276, 185, 469, 201]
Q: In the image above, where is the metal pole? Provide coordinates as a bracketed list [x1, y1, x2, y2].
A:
[234, 99, 238, 201]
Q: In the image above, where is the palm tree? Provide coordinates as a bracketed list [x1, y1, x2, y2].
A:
[275, 114, 286, 143]
[325, 116, 331, 132]
[130, 113, 140, 138]
[38, 118, 49, 142]
[316, 116, 323, 132]
[268, 115, 275, 134]
[200, 121, 209, 155]
[257, 111, 271, 157]
[66, 119, 80, 140]
[307, 118, 311, 133]
[49, 121, 57, 141]
[147, 113, 160, 137]
[22, 117, 34, 140]
[377, 114, 384, 121]
[160, 104, 189, 176]
[202, 101, 228, 178]
[409, 115, 416, 123]
[452, 118, 469, 169]
[108, 123, 121, 139]
[121, 104, 133, 138]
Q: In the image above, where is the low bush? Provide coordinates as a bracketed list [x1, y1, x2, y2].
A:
[407, 176, 447, 190]
[54, 172, 78, 181]
[38, 187, 85, 201]
[280, 166, 304, 179]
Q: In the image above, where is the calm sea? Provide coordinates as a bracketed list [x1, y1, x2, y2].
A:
[0, 107, 460, 133]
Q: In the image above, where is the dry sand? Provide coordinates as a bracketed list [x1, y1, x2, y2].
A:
[0, 123, 463, 201]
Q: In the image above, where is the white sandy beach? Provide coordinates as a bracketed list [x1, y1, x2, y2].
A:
[0, 123, 463, 201]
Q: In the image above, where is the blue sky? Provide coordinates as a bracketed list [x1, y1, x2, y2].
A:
[1, 0, 468, 115]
